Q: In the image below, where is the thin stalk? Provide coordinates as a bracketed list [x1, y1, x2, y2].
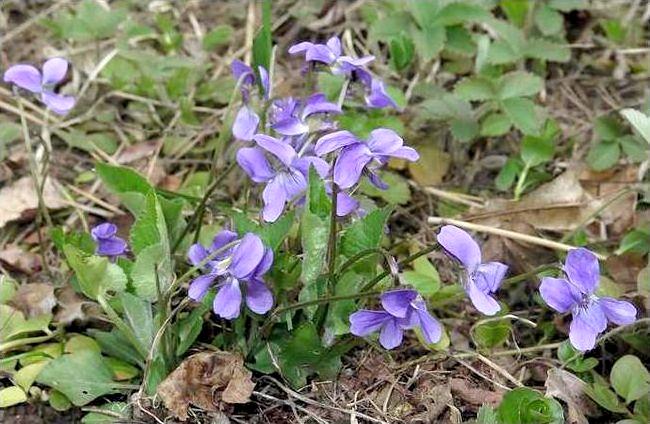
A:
[360, 244, 438, 292]
[171, 161, 236, 253]
[0, 330, 61, 353]
[513, 163, 530, 201]
[97, 295, 148, 360]
[501, 264, 558, 287]
[334, 248, 385, 279]
[327, 183, 339, 281]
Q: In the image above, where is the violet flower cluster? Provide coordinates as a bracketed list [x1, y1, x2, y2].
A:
[3, 57, 75, 115]
[231, 35, 418, 222]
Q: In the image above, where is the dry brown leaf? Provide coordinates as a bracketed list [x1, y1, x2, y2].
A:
[116, 141, 159, 164]
[449, 378, 503, 406]
[0, 176, 67, 229]
[0, 245, 41, 274]
[54, 286, 90, 325]
[467, 170, 602, 232]
[408, 145, 450, 186]
[9, 283, 56, 318]
[545, 368, 598, 424]
[157, 351, 254, 421]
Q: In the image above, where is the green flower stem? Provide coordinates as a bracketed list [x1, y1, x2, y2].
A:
[334, 248, 386, 279]
[360, 244, 438, 292]
[0, 330, 62, 354]
[96, 294, 148, 360]
[513, 162, 530, 201]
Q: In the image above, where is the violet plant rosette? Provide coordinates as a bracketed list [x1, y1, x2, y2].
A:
[436, 225, 508, 316]
[3, 57, 75, 115]
[187, 230, 274, 320]
[539, 248, 637, 351]
[349, 289, 442, 349]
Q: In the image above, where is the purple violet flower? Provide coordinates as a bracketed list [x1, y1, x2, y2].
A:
[436, 225, 508, 316]
[91, 223, 128, 260]
[539, 248, 637, 351]
[365, 78, 398, 109]
[233, 105, 260, 141]
[3, 57, 75, 115]
[231, 60, 269, 141]
[187, 231, 274, 319]
[237, 135, 330, 222]
[288, 36, 375, 79]
[270, 93, 341, 137]
[349, 289, 442, 349]
[314, 128, 419, 189]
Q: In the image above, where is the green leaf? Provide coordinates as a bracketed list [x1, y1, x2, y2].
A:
[498, 71, 543, 99]
[118, 292, 153, 352]
[14, 361, 49, 392]
[0, 386, 27, 407]
[49, 389, 72, 411]
[534, 5, 563, 36]
[500, 0, 529, 27]
[586, 141, 620, 171]
[390, 34, 415, 70]
[298, 168, 331, 316]
[325, 271, 364, 336]
[433, 2, 490, 26]
[202, 24, 233, 50]
[601, 19, 626, 44]
[524, 38, 571, 62]
[497, 387, 564, 424]
[481, 112, 512, 136]
[90, 329, 143, 366]
[445, 26, 476, 56]
[341, 207, 391, 259]
[95, 163, 152, 214]
[595, 116, 625, 141]
[130, 190, 169, 254]
[175, 307, 206, 356]
[60, 130, 117, 155]
[130, 243, 172, 301]
[450, 118, 480, 142]
[454, 76, 497, 101]
[621, 109, 650, 144]
[412, 26, 445, 62]
[104, 357, 139, 381]
[496, 158, 522, 191]
[521, 134, 555, 167]
[477, 404, 499, 424]
[611, 355, 650, 404]
[584, 383, 629, 413]
[487, 39, 521, 64]
[557, 340, 598, 372]
[549, 0, 587, 11]
[620, 136, 648, 162]
[63, 245, 127, 300]
[278, 322, 342, 388]
[616, 228, 650, 256]
[473, 320, 511, 349]
[252, 0, 272, 73]
[37, 350, 120, 406]
[232, 210, 295, 252]
[402, 255, 441, 297]
[502, 97, 541, 135]
[359, 171, 411, 205]
[0, 121, 21, 161]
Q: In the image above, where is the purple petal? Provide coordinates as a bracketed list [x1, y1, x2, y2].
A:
[273, 117, 309, 136]
[467, 279, 501, 316]
[91, 223, 117, 239]
[349, 310, 391, 336]
[336, 191, 359, 217]
[599, 297, 637, 326]
[231, 59, 254, 85]
[288, 41, 314, 55]
[258, 66, 270, 98]
[232, 106, 259, 141]
[292, 156, 330, 179]
[254, 134, 296, 166]
[41, 91, 75, 115]
[280, 169, 308, 199]
[188, 274, 215, 301]
[539, 277, 579, 313]
[188, 243, 208, 266]
[253, 249, 274, 277]
[475, 262, 508, 293]
[368, 171, 388, 190]
[569, 303, 606, 351]
[333, 143, 373, 189]
[436, 225, 482, 269]
[379, 318, 404, 349]
[380, 289, 417, 318]
[42, 57, 68, 85]
[96, 238, 127, 257]
[391, 146, 419, 162]
[314, 130, 359, 156]
[245, 278, 273, 314]
[210, 230, 238, 255]
[414, 308, 442, 344]
[367, 128, 403, 155]
[302, 93, 341, 118]
[365, 79, 397, 109]
[306, 45, 337, 64]
[262, 176, 288, 222]
[326, 36, 342, 57]
[213, 279, 242, 319]
[564, 248, 600, 295]
[3, 64, 42, 93]
[230, 233, 265, 279]
[337, 55, 375, 69]
[236, 147, 275, 183]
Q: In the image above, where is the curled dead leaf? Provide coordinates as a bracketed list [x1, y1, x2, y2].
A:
[449, 378, 503, 406]
[545, 368, 598, 424]
[54, 286, 90, 325]
[0, 245, 41, 274]
[0, 176, 67, 229]
[157, 351, 255, 421]
[9, 283, 56, 318]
